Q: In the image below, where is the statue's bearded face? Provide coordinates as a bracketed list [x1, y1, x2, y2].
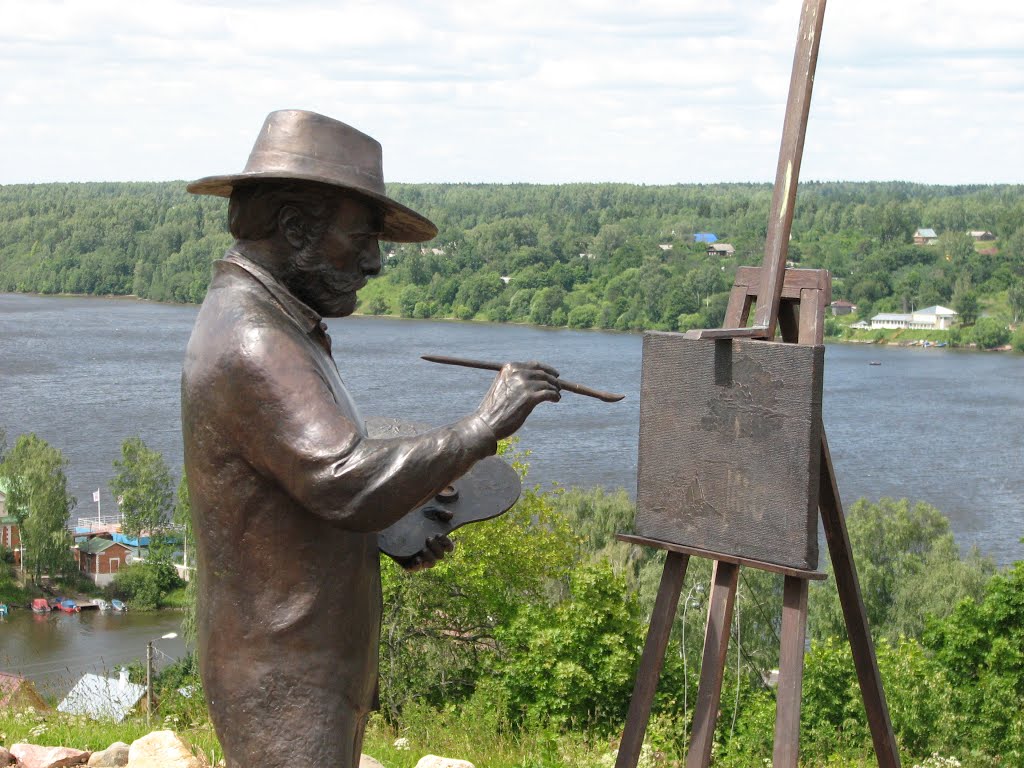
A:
[289, 196, 383, 317]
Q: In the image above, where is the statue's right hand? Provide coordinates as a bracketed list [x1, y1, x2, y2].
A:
[476, 361, 561, 440]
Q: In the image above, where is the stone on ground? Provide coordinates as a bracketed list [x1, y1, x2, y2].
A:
[413, 756, 476, 768]
[359, 756, 386, 768]
[127, 731, 207, 768]
[87, 742, 130, 767]
[0, 746, 11, 765]
[10, 744, 90, 768]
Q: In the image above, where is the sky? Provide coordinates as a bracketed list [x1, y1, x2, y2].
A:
[2, 0, 1022, 186]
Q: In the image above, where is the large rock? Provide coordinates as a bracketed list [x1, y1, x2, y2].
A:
[413, 757, 475, 768]
[87, 742, 130, 767]
[9, 744, 90, 768]
[0, 747, 11, 765]
[127, 732, 206, 768]
[359, 756, 386, 768]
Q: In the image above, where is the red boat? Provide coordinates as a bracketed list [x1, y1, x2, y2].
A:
[31, 598, 50, 613]
[58, 599, 81, 613]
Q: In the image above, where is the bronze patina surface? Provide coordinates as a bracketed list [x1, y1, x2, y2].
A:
[181, 110, 561, 768]
[635, 334, 824, 571]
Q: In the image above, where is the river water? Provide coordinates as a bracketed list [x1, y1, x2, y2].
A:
[0, 608, 186, 701]
[0, 292, 1022, 696]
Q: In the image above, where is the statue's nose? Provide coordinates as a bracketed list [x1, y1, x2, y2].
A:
[362, 241, 382, 276]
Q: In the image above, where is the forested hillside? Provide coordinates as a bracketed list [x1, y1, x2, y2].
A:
[1, 181, 1022, 333]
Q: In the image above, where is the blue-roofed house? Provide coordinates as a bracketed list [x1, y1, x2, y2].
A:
[693, 233, 718, 244]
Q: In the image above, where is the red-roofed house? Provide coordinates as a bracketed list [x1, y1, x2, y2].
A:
[75, 537, 133, 586]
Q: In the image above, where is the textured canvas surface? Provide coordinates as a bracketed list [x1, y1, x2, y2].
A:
[635, 334, 824, 571]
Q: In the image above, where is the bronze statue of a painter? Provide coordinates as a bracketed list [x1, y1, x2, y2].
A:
[181, 110, 561, 767]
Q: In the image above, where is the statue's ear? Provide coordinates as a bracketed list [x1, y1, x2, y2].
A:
[279, 205, 307, 249]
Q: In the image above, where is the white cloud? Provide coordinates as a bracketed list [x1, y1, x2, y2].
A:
[0, 0, 1021, 184]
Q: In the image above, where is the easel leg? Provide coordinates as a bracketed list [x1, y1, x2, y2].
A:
[773, 576, 809, 768]
[685, 561, 739, 768]
[819, 433, 901, 767]
[615, 551, 690, 768]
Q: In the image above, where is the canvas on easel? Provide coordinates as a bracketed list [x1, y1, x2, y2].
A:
[636, 336, 824, 571]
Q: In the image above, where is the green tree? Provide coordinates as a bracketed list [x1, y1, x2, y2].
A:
[528, 286, 566, 326]
[494, 562, 643, 731]
[1008, 280, 1024, 323]
[925, 561, 1024, 762]
[0, 433, 76, 583]
[110, 437, 173, 539]
[377, 451, 577, 718]
[366, 295, 390, 315]
[952, 282, 979, 326]
[809, 498, 993, 643]
[969, 316, 1010, 349]
[567, 303, 599, 328]
[1012, 325, 1024, 352]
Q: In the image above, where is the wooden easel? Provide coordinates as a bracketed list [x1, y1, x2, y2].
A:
[614, 0, 901, 765]
[615, 267, 899, 768]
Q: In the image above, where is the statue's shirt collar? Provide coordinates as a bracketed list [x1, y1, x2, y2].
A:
[220, 251, 322, 334]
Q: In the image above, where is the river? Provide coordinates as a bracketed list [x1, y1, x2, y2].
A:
[0, 607, 186, 700]
[0, 292, 1022, 696]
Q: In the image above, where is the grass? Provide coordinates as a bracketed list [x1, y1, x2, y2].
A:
[160, 587, 190, 609]
[361, 712, 616, 768]
[0, 708, 223, 765]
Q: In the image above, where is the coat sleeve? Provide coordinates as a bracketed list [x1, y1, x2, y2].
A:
[221, 322, 497, 532]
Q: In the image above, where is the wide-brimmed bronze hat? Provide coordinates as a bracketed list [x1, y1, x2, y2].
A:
[187, 109, 437, 243]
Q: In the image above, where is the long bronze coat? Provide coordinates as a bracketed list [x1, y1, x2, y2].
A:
[181, 253, 496, 767]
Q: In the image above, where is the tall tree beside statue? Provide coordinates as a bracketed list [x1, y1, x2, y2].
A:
[0, 433, 76, 584]
[109, 437, 182, 608]
[111, 436, 174, 539]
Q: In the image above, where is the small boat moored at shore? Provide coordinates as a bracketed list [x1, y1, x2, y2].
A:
[94, 599, 111, 611]
[59, 599, 81, 613]
[110, 599, 127, 612]
[31, 598, 50, 613]
[0, 604, 7, 617]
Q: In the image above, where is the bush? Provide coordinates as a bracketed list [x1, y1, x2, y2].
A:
[366, 296, 389, 315]
[494, 562, 643, 732]
[969, 317, 1010, 349]
[108, 559, 183, 610]
[1013, 325, 1024, 352]
[924, 561, 1024, 762]
[567, 304, 599, 329]
[676, 312, 704, 332]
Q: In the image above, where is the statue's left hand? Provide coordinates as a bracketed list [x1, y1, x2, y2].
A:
[395, 534, 455, 572]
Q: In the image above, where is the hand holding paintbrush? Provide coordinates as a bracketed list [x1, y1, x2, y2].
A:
[421, 354, 625, 403]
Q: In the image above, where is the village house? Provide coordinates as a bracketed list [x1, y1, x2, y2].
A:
[693, 233, 718, 244]
[870, 305, 958, 331]
[74, 536, 134, 586]
[830, 300, 857, 316]
[967, 230, 995, 241]
[707, 243, 736, 257]
[913, 228, 939, 245]
[658, 243, 673, 251]
[0, 481, 22, 565]
[0, 672, 48, 711]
